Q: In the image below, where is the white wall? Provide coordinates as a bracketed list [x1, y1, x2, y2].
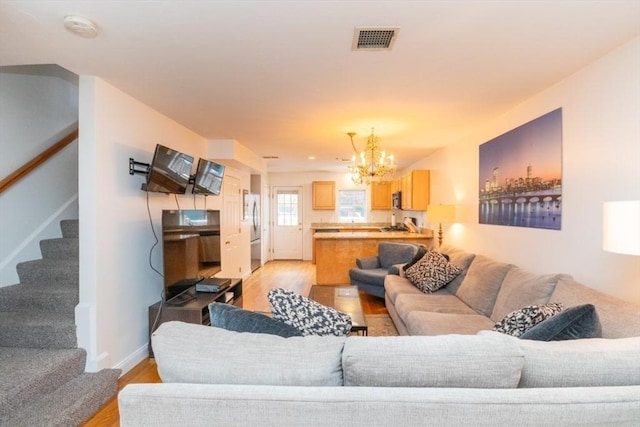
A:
[409, 36, 640, 304]
[0, 66, 79, 287]
[78, 76, 228, 372]
[268, 171, 397, 260]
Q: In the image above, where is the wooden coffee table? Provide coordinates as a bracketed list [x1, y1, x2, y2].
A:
[308, 285, 368, 335]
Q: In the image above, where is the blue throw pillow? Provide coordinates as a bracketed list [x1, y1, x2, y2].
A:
[520, 304, 602, 341]
[208, 303, 303, 338]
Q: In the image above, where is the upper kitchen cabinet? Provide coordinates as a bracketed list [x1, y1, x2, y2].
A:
[312, 181, 335, 210]
[370, 181, 391, 210]
[400, 170, 430, 211]
[390, 178, 401, 194]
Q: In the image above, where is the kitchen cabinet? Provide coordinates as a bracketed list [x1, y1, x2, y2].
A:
[312, 181, 335, 210]
[401, 170, 430, 211]
[370, 181, 391, 210]
[390, 179, 401, 194]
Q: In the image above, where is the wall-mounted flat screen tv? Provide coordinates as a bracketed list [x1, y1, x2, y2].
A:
[145, 144, 194, 194]
[192, 158, 225, 196]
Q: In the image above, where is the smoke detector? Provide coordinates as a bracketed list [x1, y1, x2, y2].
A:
[352, 27, 399, 51]
[63, 15, 99, 38]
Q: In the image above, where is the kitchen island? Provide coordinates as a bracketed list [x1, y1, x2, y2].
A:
[314, 230, 433, 285]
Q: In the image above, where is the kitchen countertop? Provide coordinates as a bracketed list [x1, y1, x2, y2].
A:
[313, 230, 432, 239]
[310, 222, 389, 230]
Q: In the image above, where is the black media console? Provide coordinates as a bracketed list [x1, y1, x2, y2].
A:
[147, 278, 242, 357]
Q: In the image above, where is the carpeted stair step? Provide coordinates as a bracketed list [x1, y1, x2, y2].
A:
[16, 258, 78, 288]
[0, 312, 77, 349]
[0, 284, 78, 315]
[0, 368, 120, 427]
[60, 219, 79, 239]
[40, 237, 79, 260]
[0, 347, 86, 420]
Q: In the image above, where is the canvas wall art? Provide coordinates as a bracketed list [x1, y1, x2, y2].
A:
[479, 108, 562, 230]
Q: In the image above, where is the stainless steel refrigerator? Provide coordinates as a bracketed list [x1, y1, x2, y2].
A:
[248, 193, 261, 271]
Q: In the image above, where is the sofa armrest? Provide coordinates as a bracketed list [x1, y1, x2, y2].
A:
[388, 264, 404, 276]
[356, 256, 381, 269]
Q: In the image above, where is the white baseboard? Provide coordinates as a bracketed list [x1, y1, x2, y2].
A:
[113, 345, 150, 376]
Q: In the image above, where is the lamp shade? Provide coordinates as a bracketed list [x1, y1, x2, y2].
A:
[603, 201, 640, 256]
[428, 204, 455, 223]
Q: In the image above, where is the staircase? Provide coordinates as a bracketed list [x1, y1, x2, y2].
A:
[0, 220, 120, 426]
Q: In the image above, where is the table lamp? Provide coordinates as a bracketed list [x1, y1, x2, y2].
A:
[428, 204, 455, 247]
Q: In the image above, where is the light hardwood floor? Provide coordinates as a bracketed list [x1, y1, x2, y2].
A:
[82, 260, 387, 426]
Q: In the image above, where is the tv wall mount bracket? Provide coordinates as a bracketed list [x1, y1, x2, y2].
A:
[129, 157, 198, 186]
[129, 158, 150, 176]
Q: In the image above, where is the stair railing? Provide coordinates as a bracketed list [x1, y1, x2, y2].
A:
[0, 126, 79, 195]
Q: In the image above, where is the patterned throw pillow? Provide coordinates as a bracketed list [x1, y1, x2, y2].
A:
[268, 288, 352, 336]
[493, 303, 564, 337]
[404, 249, 462, 293]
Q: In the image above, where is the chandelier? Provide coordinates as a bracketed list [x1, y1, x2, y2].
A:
[348, 129, 397, 185]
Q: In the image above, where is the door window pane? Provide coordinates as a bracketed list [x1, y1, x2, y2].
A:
[338, 189, 366, 223]
[277, 191, 299, 226]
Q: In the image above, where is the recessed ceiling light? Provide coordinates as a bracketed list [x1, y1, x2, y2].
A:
[63, 15, 98, 38]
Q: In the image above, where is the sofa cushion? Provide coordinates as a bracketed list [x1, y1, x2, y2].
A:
[510, 334, 640, 387]
[208, 303, 302, 338]
[550, 277, 640, 338]
[152, 321, 346, 386]
[268, 288, 352, 336]
[520, 304, 602, 341]
[493, 303, 564, 337]
[405, 311, 496, 336]
[394, 292, 477, 320]
[437, 245, 476, 294]
[384, 274, 425, 304]
[377, 242, 420, 269]
[404, 249, 462, 293]
[342, 332, 523, 388]
[455, 255, 513, 316]
[490, 268, 568, 322]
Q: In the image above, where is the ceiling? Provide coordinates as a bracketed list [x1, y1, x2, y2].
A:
[1, 1, 639, 173]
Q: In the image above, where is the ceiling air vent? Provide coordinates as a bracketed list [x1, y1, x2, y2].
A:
[352, 27, 399, 51]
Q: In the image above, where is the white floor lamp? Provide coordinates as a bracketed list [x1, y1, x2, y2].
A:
[428, 204, 455, 248]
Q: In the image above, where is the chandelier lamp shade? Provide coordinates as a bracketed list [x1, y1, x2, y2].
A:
[348, 130, 397, 185]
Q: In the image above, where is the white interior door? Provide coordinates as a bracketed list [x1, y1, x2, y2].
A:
[220, 174, 242, 277]
[272, 186, 303, 260]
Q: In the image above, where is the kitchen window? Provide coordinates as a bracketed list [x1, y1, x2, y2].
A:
[338, 189, 366, 223]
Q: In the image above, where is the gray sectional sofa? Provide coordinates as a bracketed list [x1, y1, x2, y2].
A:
[119, 321, 640, 426]
[385, 244, 640, 338]
[118, 244, 640, 426]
